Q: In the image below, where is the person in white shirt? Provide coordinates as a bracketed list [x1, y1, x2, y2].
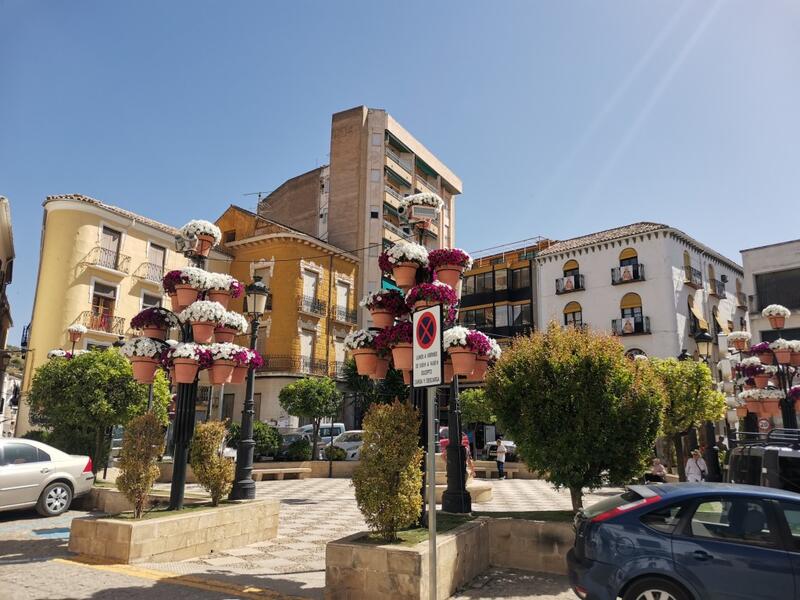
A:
[685, 449, 707, 483]
[495, 435, 508, 480]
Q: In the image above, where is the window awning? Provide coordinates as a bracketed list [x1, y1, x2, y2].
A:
[563, 259, 579, 271]
[689, 301, 709, 330]
[620, 293, 642, 309]
[619, 247, 638, 261]
[715, 311, 731, 334]
[563, 301, 582, 314]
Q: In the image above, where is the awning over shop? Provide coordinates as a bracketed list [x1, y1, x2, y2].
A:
[715, 310, 731, 334]
[689, 298, 709, 331]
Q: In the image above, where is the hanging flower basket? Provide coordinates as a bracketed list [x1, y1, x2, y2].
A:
[727, 331, 751, 352]
[468, 355, 490, 381]
[130, 357, 159, 384]
[67, 324, 87, 343]
[379, 241, 429, 291]
[215, 311, 248, 343]
[754, 374, 770, 389]
[360, 290, 410, 329]
[402, 369, 412, 385]
[121, 337, 164, 384]
[131, 307, 178, 341]
[345, 329, 378, 376]
[374, 321, 413, 371]
[173, 357, 200, 383]
[770, 339, 792, 365]
[164, 268, 209, 311]
[762, 304, 790, 330]
[428, 248, 473, 290]
[179, 220, 222, 257]
[369, 357, 390, 381]
[443, 326, 488, 376]
[443, 359, 454, 384]
[406, 281, 458, 313]
[209, 360, 236, 385]
[208, 343, 246, 384]
[791, 342, 800, 366]
[205, 274, 244, 309]
[179, 301, 226, 344]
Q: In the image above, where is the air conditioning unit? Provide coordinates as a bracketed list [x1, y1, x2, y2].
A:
[721, 274, 728, 283]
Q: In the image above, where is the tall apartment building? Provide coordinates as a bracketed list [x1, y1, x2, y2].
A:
[741, 238, 800, 343]
[16, 194, 230, 435]
[258, 106, 462, 323]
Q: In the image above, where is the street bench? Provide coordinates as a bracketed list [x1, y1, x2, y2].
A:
[472, 461, 521, 479]
[252, 467, 312, 481]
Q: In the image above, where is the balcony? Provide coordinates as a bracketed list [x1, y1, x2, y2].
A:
[298, 295, 327, 317]
[133, 262, 165, 285]
[330, 361, 348, 380]
[684, 265, 703, 288]
[736, 291, 747, 309]
[21, 323, 30, 348]
[332, 306, 358, 324]
[415, 175, 438, 193]
[555, 274, 585, 294]
[612, 316, 651, 336]
[611, 264, 645, 285]
[75, 310, 126, 335]
[383, 220, 410, 242]
[258, 354, 329, 376]
[710, 279, 726, 298]
[384, 150, 413, 186]
[81, 247, 131, 275]
[384, 186, 403, 209]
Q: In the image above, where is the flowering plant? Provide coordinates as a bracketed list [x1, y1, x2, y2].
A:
[359, 289, 410, 316]
[47, 349, 67, 359]
[761, 389, 785, 400]
[162, 270, 185, 294]
[790, 340, 800, 352]
[179, 220, 221, 244]
[406, 281, 458, 307]
[488, 338, 502, 361]
[466, 330, 492, 356]
[428, 248, 473, 271]
[762, 365, 778, 375]
[750, 342, 771, 353]
[344, 329, 376, 351]
[738, 389, 760, 401]
[218, 311, 249, 333]
[162, 267, 209, 293]
[762, 304, 791, 318]
[770, 338, 791, 350]
[169, 342, 213, 368]
[727, 331, 751, 343]
[120, 337, 162, 359]
[208, 342, 246, 361]
[232, 348, 264, 368]
[789, 386, 800, 401]
[739, 356, 762, 368]
[399, 192, 444, 212]
[374, 321, 413, 352]
[443, 326, 470, 349]
[178, 300, 226, 324]
[206, 273, 244, 297]
[67, 324, 87, 335]
[131, 307, 179, 330]
[378, 241, 429, 275]
[72, 349, 89, 357]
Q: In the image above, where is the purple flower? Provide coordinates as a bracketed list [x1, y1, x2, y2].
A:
[162, 270, 188, 294]
[465, 330, 492, 355]
[362, 290, 410, 316]
[196, 347, 214, 370]
[750, 342, 771, 353]
[131, 307, 176, 330]
[230, 280, 244, 298]
[428, 248, 472, 270]
[374, 321, 413, 353]
[406, 282, 458, 308]
[789, 386, 800, 401]
[378, 252, 394, 275]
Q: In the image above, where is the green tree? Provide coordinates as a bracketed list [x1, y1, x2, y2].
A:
[650, 358, 726, 481]
[226, 421, 282, 459]
[191, 421, 235, 506]
[27, 349, 170, 473]
[279, 377, 342, 458]
[352, 401, 423, 541]
[485, 324, 664, 510]
[459, 388, 495, 458]
[116, 412, 164, 518]
[343, 358, 408, 410]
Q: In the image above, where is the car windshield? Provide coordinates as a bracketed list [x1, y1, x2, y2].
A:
[581, 490, 643, 519]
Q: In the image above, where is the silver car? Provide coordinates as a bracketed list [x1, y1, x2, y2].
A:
[0, 439, 94, 516]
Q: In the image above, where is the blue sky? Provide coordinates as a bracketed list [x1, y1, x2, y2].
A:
[2, 1, 799, 344]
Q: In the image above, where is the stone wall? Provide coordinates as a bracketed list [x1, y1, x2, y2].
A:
[488, 518, 572, 575]
[69, 499, 279, 564]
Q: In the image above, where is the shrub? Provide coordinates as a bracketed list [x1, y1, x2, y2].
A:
[352, 401, 423, 542]
[21, 430, 52, 444]
[279, 377, 342, 459]
[116, 412, 164, 519]
[226, 421, 281, 459]
[285, 438, 312, 461]
[323, 445, 347, 461]
[190, 421, 235, 506]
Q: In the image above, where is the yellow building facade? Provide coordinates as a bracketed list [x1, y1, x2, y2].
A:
[213, 206, 359, 427]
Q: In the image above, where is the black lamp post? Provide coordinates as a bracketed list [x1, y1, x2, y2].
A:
[441, 373, 472, 513]
[694, 331, 714, 363]
[230, 276, 269, 500]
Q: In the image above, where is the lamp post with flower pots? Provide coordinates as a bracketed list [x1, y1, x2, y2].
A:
[67, 324, 87, 353]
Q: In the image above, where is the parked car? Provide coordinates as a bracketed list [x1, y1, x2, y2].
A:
[568, 482, 800, 600]
[298, 422, 345, 441]
[726, 428, 800, 493]
[485, 439, 517, 462]
[321, 430, 364, 461]
[0, 438, 94, 516]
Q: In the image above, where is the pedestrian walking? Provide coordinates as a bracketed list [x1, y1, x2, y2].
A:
[645, 458, 667, 483]
[495, 435, 507, 479]
[685, 449, 708, 483]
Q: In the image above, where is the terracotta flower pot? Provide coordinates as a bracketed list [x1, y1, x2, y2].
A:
[746, 400, 760, 413]
[763, 399, 781, 418]
[391, 342, 413, 371]
[352, 348, 378, 376]
[754, 374, 770, 389]
[443, 360, 454, 383]
[169, 293, 183, 313]
[69, 330, 82, 343]
[191, 321, 216, 344]
[370, 308, 394, 329]
[732, 338, 747, 352]
[792, 352, 800, 367]
[175, 284, 199, 308]
[173, 358, 199, 384]
[435, 264, 464, 289]
[231, 365, 248, 385]
[196, 234, 215, 257]
[470, 356, 489, 380]
[142, 326, 167, 340]
[448, 346, 477, 376]
[735, 406, 748, 418]
[206, 289, 231, 309]
[130, 356, 158, 384]
[402, 369, 412, 385]
[214, 326, 237, 343]
[369, 357, 390, 381]
[414, 299, 438, 312]
[757, 352, 773, 366]
[392, 262, 418, 290]
[775, 349, 792, 365]
[768, 315, 786, 330]
[209, 360, 236, 385]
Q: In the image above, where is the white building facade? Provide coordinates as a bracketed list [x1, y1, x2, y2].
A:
[536, 222, 748, 363]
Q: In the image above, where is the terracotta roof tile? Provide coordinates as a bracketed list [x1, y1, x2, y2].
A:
[537, 222, 669, 256]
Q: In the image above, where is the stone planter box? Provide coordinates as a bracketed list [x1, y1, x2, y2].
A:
[325, 517, 572, 599]
[156, 459, 361, 483]
[69, 499, 279, 564]
[72, 487, 206, 514]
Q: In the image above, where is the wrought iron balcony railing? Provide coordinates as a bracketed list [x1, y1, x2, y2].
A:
[333, 306, 358, 324]
[555, 274, 585, 294]
[385, 148, 412, 173]
[331, 361, 348, 380]
[258, 354, 328, 376]
[76, 310, 126, 335]
[82, 246, 131, 274]
[384, 185, 403, 201]
[133, 262, 165, 284]
[710, 279, 726, 298]
[612, 316, 651, 336]
[611, 264, 645, 285]
[736, 291, 747, 308]
[684, 265, 703, 288]
[416, 176, 438, 192]
[298, 295, 327, 317]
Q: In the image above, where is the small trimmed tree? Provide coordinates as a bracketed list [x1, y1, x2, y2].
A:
[227, 421, 281, 459]
[459, 388, 495, 458]
[190, 421, 235, 506]
[343, 357, 408, 409]
[485, 324, 664, 510]
[279, 377, 342, 458]
[352, 401, 423, 541]
[650, 358, 726, 481]
[116, 412, 164, 519]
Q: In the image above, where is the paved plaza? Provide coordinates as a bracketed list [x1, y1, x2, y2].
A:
[0, 477, 620, 599]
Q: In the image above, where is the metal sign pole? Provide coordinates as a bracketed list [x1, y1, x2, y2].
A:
[426, 386, 437, 600]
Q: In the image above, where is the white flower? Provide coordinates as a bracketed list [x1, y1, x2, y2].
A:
[634, 354, 649, 361]
[762, 365, 778, 375]
[399, 192, 444, 213]
[172, 343, 202, 360]
[182, 267, 211, 289]
[770, 338, 791, 350]
[762, 388, 786, 399]
[179, 300, 226, 324]
[762, 304, 791, 318]
[344, 329, 375, 350]
[359, 290, 385, 308]
[727, 331, 751, 342]
[385, 241, 429, 267]
[72, 349, 89, 357]
[67, 324, 87, 334]
[206, 272, 239, 292]
[218, 311, 249, 333]
[738, 389, 759, 401]
[443, 326, 470, 349]
[488, 338, 502, 361]
[120, 337, 161, 359]
[740, 356, 762, 368]
[179, 220, 222, 244]
[208, 342, 245, 361]
[789, 340, 800, 352]
[47, 349, 67, 359]
[165, 339, 178, 347]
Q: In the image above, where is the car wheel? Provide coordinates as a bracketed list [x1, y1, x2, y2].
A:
[623, 577, 691, 600]
[36, 482, 73, 517]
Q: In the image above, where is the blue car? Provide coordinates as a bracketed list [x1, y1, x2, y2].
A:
[567, 483, 800, 600]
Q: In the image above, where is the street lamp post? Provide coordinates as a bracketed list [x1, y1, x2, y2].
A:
[230, 276, 269, 501]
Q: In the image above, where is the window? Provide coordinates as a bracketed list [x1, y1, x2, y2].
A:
[495, 305, 510, 328]
[495, 269, 508, 291]
[755, 269, 800, 310]
[779, 457, 800, 494]
[91, 282, 117, 331]
[370, 209, 379, 219]
[302, 270, 319, 298]
[461, 307, 494, 329]
[690, 499, 775, 547]
[463, 276, 475, 295]
[335, 281, 350, 311]
[641, 502, 690, 534]
[563, 259, 579, 277]
[86, 341, 110, 351]
[2, 442, 41, 464]
[100, 226, 122, 267]
[779, 502, 800, 550]
[620, 293, 643, 319]
[253, 266, 272, 289]
[511, 268, 530, 289]
[619, 247, 638, 267]
[512, 303, 532, 326]
[223, 230, 236, 243]
[564, 301, 582, 327]
[142, 293, 161, 309]
[464, 272, 493, 295]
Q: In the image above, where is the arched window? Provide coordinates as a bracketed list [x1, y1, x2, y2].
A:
[619, 247, 638, 267]
[563, 301, 582, 327]
[618, 293, 644, 334]
[563, 259, 579, 277]
[620, 292, 642, 315]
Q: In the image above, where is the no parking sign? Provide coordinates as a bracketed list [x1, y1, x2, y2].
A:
[413, 305, 442, 387]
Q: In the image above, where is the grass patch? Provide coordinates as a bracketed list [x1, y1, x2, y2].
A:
[356, 513, 476, 546]
[473, 510, 574, 522]
[112, 501, 235, 521]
